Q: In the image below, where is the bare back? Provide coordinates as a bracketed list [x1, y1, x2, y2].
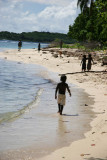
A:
[56, 82, 69, 95]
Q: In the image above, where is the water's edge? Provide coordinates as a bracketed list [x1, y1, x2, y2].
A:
[0, 59, 95, 160]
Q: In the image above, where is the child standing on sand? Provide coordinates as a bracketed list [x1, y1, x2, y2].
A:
[18, 40, 22, 51]
[55, 75, 71, 115]
[81, 55, 87, 72]
[87, 54, 94, 71]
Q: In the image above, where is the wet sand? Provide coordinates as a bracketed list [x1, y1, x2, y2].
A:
[0, 64, 94, 160]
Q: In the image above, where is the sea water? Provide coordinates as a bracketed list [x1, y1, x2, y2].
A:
[0, 59, 51, 123]
[0, 40, 94, 159]
[0, 39, 49, 52]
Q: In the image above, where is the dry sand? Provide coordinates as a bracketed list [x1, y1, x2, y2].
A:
[0, 48, 107, 160]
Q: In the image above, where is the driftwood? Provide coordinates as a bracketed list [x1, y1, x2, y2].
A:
[59, 70, 107, 76]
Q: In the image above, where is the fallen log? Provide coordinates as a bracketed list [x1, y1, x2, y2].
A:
[59, 70, 107, 76]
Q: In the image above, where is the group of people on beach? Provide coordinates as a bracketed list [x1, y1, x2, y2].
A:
[17, 40, 94, 116]
[81, 54, 94, 72]
[55, 54, 94, 115]
[18, 40, 41, 52]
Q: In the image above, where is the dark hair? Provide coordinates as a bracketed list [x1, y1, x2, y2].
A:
[83, 55, 86, 58]
[88, 54, 91, 57]
[60, 75, 67, 82]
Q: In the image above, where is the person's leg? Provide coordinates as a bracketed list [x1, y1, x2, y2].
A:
[60, 105, 63, 115]
[58, 104, 61, 113]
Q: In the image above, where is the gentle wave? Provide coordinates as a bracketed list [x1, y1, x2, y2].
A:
[0, 88, 43, 124]
[0, 40, 8, 43]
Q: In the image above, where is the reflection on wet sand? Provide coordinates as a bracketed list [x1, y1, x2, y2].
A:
[0, 84, 94, 160]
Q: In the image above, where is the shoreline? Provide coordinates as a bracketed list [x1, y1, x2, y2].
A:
[0, 48, 107, 160]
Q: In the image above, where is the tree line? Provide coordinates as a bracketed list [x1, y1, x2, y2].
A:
[68, 0, 107, 46]
[0, 31, 73, 44]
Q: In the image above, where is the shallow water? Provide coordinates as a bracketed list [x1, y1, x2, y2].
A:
[0, 40, 49, 52]
[0, 59, 95, 160]
[0, 59, 50, 123]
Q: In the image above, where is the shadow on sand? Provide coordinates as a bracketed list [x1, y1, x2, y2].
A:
[62, 114, 79, 117]
[85, 158, 107, 160]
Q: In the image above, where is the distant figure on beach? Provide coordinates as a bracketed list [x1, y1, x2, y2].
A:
[60, 40, 63, 49]
[18, 40, 22, 51]
[87, 54, 94, 71]
[38, 43, 41, 52]
[58, 50, 63, 57]
[81, 55, 87, 72]
[55, 75, 71, 115]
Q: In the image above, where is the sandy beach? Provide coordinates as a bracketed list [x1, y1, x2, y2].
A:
[0, 48, 107, 160]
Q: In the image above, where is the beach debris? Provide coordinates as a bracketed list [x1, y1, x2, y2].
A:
[79, 81, 83, 83]
[92, 132, 95, 134]
[101, 132, 107, 134]
[91, 144, 95, 146]
[29, 57, 31, 59]
[60, 120, 69, 122]
[4, 57, 7, 59]
[64, 131, 71, 133]
[85, 104, 88, 106]
[50, 49, 55, 52]
[80, 153, 90, 156]
[57, 50, 63, 57]
[53, 54, 58, 58]
[43, 52, 47, 54]
[57, 65, 59, 66]
[51, 52, 54, 54]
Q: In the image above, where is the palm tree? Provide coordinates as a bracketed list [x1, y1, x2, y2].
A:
[77, 0, 95, 13]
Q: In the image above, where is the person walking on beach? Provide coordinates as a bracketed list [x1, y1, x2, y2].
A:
[81, 55, 87, 72]
[60, 40, 63, 49]
[55, 75, 71, 115]
[18, 40, 22, 51]
[38, 43, 41, 52]
[87, 54, 94, 71]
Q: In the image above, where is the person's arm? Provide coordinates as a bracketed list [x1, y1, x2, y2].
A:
[80, 58, 83, 66]
[92, 58, 94, 64]
[67, 85, 71, 97]
[55, 84, 59, 99]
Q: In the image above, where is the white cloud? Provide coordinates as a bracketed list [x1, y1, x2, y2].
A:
[35, 1, 78, 33]
[6, 0, 76, 6]
[0, 0, 80, 33]
[26, 0, 71, 6]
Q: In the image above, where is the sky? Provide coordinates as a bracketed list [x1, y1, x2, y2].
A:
[0, 0, 80, 34]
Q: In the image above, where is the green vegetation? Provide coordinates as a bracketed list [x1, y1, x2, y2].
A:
[0, 31, 73, 44]
[62, 43, 86, 50]
[68, 0, 107, 47]
[103, 56, 107, 60]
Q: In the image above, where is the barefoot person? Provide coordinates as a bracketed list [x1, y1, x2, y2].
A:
[81, 55, 87, 72]
[55, 75, 71, 115]
[87, 54, 94, 71]
[18, 40, 22, 51]
[38, 43, 41, 52]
